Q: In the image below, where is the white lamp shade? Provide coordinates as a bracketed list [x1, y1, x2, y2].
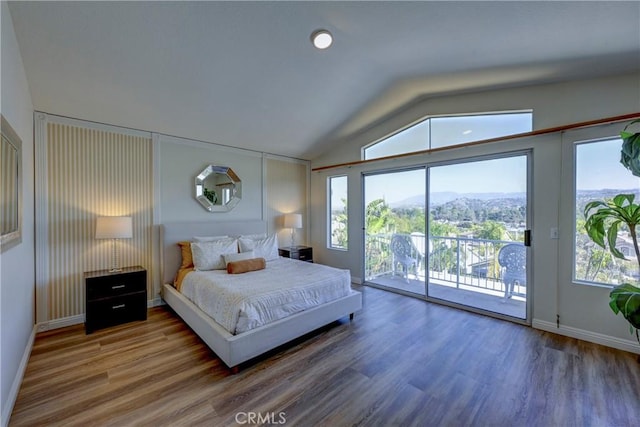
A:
[95, 216, 133, 239]
[283, 213, 302, 229]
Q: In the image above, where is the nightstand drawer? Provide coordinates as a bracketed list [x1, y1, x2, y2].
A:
[296, 248, 312, 261]
[86, 270, 146, 300]
[86, 292, 147, 333]
[279, 246, 313, 263]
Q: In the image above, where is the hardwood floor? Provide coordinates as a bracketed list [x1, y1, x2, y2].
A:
[10, 285, 640, 426]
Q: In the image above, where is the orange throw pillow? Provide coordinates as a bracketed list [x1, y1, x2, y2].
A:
[173, 267, 194, 291]
[177, 241, 194, 269]
[227, 257, 266, 274]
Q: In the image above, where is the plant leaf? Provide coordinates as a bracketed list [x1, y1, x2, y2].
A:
[613, 193, 633, 207]
[584, 200, 607, 216]
[585, 215, 606, 247]
[620, 131, 640, 177]
[606, 220, 625, 259]
[609, 283, 640, 329]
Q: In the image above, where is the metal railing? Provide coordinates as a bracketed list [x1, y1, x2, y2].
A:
[365, 233, 525, 295]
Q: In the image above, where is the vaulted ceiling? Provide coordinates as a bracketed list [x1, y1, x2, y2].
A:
[8, 1, 640, 159]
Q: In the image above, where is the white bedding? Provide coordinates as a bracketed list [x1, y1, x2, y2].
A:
[180, 257, 352, 334]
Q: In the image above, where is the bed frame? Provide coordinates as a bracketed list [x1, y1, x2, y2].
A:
[160, 220, 362, 370]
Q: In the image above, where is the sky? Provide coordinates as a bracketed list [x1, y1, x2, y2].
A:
[343, 124, 640, 210]
[576, 138, 640, 191]
[364, 156, 528, 205]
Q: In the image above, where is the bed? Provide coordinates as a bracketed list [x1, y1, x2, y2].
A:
[160, 220, 362, 370]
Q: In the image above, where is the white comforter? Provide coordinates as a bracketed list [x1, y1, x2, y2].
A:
[180, 257, 352, 334]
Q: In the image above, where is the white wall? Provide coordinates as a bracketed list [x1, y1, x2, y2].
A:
[0, 3, 35, 425]
[156, 134, 310, 249]
[157, 134, 264, 224]
[310, 72, 640, 353]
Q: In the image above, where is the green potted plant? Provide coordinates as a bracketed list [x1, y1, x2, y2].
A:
[584, 119, 640, 346]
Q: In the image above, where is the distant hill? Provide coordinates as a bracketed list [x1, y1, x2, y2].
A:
[390, 189, 640, 209]
[390, 192, 526, 208]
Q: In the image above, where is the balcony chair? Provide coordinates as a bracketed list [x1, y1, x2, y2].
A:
[391, 234, 418, 283]
[498, 243, 527, 299]
[410, 232, 425, 273]
[410, 232, 435, 273]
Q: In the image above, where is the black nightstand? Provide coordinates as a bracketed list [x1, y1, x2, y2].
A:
[84, 266, 147, 334]
[279, 246, 313, 262]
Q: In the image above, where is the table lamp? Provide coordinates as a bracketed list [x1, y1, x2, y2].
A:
[96, 216, 133, 272]
[283, 213, 302, 248]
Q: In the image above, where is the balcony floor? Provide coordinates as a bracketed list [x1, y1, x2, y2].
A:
[367, 274, 526, 319]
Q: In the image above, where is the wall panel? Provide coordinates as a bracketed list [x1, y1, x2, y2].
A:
[45, 122, 153, 320]
[265, 157, 309, 247]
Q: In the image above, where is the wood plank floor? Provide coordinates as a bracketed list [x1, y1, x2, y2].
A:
[10, 285, 640, 426]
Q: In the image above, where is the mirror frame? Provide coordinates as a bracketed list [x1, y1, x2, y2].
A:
[195, 165, 242, 212]
[1, 115, 22, 252]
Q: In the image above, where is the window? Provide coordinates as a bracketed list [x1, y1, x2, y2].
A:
[328, 175, 348, 250]
[574, 137, 640, 285]
[363, 111, 532, 160]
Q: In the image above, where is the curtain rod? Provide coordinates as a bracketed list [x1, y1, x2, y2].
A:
[312, 112, 640, 172]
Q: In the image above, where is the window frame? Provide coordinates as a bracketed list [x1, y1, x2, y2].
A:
[572, 136, 640, 287]
[361, 110, 533, 161]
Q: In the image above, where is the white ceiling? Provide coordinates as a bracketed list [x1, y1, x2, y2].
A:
[7, 1, 640, 160]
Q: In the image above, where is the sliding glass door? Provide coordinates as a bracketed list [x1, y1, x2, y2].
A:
[427, 154, 530, 320]
[362, 154, 530, 321]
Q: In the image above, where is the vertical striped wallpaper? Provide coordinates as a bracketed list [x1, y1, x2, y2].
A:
[1, 134, 19, 234]
[46, 123, 153, 320]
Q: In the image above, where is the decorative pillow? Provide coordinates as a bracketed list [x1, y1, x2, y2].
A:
[173, 267, 194, 291]
[177, 241, 194, 269]
[191, 239, 238, 271]
[223, 250, 256, 266]
[227, 257, 266, 274]
[238, 234, 279, 261]
[193, 235, 230, 242]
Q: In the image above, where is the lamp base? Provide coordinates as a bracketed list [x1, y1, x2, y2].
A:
[109, 239, 123, 273]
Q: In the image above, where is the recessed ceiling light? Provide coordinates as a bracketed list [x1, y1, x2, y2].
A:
[311, 30, 333, 50]
[463, 130, 473, 135]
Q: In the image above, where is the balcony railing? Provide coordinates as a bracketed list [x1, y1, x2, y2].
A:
[365, 233, 526, 296]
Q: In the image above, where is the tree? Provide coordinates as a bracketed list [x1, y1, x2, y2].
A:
[472, 221, 506, 241]
[331, 198, 348, 249]
[366, 199, 394, 235]
[429, 217, 458, 238]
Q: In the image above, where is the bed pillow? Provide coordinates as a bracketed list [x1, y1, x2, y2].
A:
[227, 257, 266, 274]
[238, 234, 279, 261]
[191, 239, 238, 271]
[239, 233, 267, 240]
[177, 241, 194, 269]
[223, 250, 256, 266]
[173, 267, 194, 291]
[193, 235, 230, 242]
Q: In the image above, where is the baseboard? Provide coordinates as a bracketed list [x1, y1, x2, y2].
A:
[533, 319, 640, 355]
[351, 276, 363, 285]
[36, 314, 84, 332]
[148, 297, 164, 307]
[2, 325, 36, 427]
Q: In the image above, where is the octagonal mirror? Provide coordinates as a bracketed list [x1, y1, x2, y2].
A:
[195, 165, 242, 212]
